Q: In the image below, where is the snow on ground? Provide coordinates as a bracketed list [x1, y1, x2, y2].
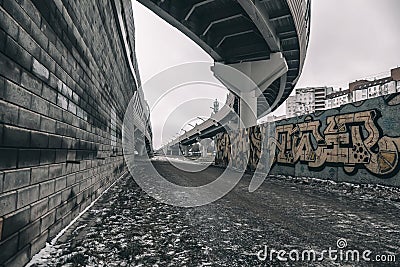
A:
[154, 155, 214, 165]
[268, 174, 400, 204]
[26, 160, 400, 266]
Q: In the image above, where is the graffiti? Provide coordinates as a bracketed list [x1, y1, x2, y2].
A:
[273, 116, 322, 165]
[230, 128, 250, 170]
[215, 125, 270, 171]
[271, 110, 400, 176]
[214, 94, 400, 184]
[249, 126, 262, 170]
[215, 132, 231, 166]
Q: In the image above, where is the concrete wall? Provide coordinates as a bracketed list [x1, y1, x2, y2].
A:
[0, 0, 141, 265]
[215, 93, 400, 186]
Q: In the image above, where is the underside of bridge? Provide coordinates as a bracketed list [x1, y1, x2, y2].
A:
[138, 0, 311, 117]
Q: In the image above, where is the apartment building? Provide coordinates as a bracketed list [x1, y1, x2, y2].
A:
[286, 87, 333, 118]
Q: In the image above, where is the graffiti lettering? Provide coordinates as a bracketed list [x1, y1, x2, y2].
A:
[271, 110, 400, 176]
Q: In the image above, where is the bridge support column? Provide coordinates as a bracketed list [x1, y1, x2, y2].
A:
[239, 91, 258, 129]
[211, 52, 288, 128]
[199, 139, 212, 157]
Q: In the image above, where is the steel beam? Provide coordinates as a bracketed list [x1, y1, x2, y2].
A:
[202, 14, 243, 36]
[184, 0, 215, 21]
[216, 29, 254, 48]
[237, 0, 281, 52]
[270, 14, 291, 21]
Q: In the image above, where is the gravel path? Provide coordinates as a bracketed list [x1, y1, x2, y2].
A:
[28, 159, 400, 266]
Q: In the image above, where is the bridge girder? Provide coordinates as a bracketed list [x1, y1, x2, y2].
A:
[138, 0, 310, 115]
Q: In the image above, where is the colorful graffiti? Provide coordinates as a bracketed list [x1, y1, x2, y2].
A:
[230, 128, 250, 170]
[249, 126, 262, 170]
[272, 110, 400, 176]
[215, 132, 231, 167]
[214, 95, 400, 182]
[215, 124, 274, 172]
[215, 129, 250, 170]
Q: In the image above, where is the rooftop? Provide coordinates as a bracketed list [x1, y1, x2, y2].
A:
[326, 89, 350, 99]
[354, 77, 393, 90]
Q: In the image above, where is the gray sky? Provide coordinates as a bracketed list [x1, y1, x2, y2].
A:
[132, 0, 400, 148]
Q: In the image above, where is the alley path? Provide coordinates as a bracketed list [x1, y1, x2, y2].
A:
[28, 159, 400, 266]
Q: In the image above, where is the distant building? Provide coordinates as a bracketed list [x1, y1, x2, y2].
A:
[286, 87, 333, 118]
[314, 86, 331, 111]
[325, 89, 351, 109]
[286, 67, 400, 117]
[353, 67, 400, 102]
[286, 95, 297, 118]
[349, 79, 369, 93]
[326, 66, 400, 109]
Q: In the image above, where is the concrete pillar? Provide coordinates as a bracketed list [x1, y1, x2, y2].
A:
[240, 91, 257, 129]
[211, 52, 288, 128]
[199, 139, 212, 157]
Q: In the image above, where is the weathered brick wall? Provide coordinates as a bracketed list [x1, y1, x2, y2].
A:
[215, 93, 400, 187]
[0, 0, 141, 265]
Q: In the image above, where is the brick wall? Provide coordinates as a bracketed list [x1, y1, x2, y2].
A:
[0, 0, 141, 265]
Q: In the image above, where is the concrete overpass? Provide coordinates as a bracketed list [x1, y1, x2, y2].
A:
[161, 93, 237, 154]
[138, 0, 311, 125]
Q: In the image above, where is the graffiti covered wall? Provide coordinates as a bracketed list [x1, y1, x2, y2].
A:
[214, 93, 400, 186]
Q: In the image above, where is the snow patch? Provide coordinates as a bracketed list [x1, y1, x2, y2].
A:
[26, 172, 128, 267]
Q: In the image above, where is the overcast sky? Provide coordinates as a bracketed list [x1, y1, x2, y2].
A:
[132, 0, 400, 148]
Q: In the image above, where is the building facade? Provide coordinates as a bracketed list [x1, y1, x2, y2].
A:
[325, 89, 351, 109]
[353, 76, 399, 102]
[327, 67, 400, 108]
[286, 87, 333, 118]
[285, 67, 400, 118]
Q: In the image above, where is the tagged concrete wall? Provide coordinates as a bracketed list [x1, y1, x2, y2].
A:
[0, 0, 141, 265]
[215, 93, 400, 187]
